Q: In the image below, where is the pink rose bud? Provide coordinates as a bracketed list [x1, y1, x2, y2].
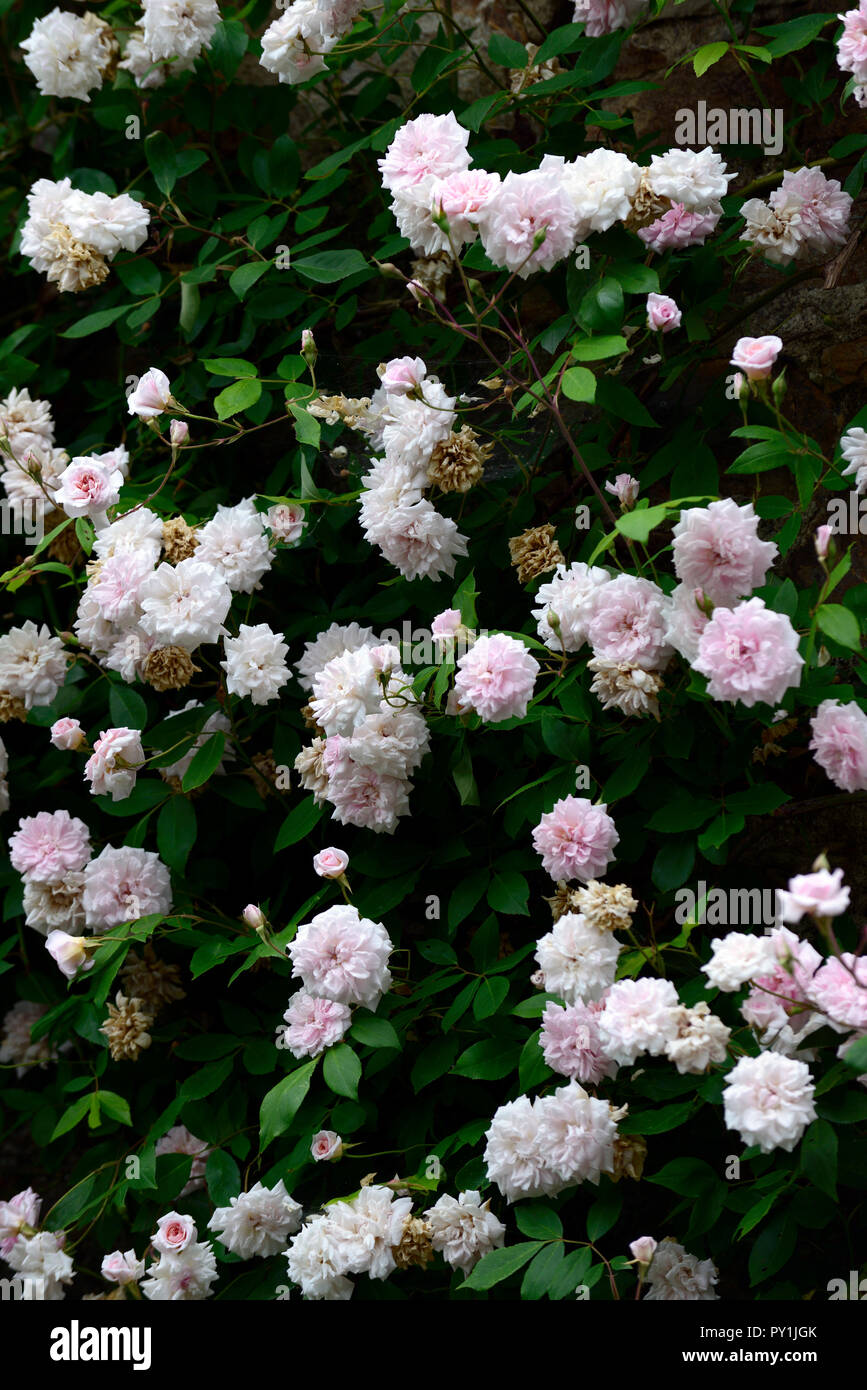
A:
[313, 848, 349, 879]
[266, 502, 306, 544]
[242, 904, 266, 930]
[45, 930, 92, 981]
[377, 356, 427, 395]
[127, 367, 175, 419]
[730, 335, 783, 380]
[50, 717, 85, 751]
[645, 292, 682, 333]
[604, 473, 640, 509]
[815, 524, 832, 561]
[407, 279, 433, 303]
[629, 1236, 658, 1265]
[170, 419, 189, 446]
[732, 371, 749, 399]
[101, 1249, 145, 1284]
[153, 1212, 196, 1255]
[311, 1130, 343, 1162]
[0, 1189, 41, 1251]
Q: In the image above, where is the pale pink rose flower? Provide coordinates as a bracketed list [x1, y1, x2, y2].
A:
[454, 633, 539, 722]
[153, 1212, 196, 1255]
[45, 929, 92, 980]
[84, 727, 144, 802]
[431, 608, 462, 640]
[170, 419, 189, 445]
[573, 0, 647, 38]
[477, 169, 579, 277]
[279, 991, 352, 1058]
[809, 699, 867, 792]
[671, 499, 777, 606]
[604, 473, 639, 508]
[532, 796, 620, 882]
[311, 1130, 343, 1162]
[242, 904, 265, 929]
[586, 574, 672, 672]
[266, 502, 306, 543]
[808, 954, 867, 1032]
[630, 1236, 658, 1265]
[378, 356, 427, 395]
[540, 1000, 616, 1084]
[692, 598, 803, 707]
[776, 868, 850, 924]
[775, 168, 852, 255]
[378, 112, 470, 194]
[54, 459, 123, 518]
[312, 847, 349, 879]
[128, 367, 173, 419]
[814, 524, 832, 560]
[50, 717, 84, 751]
[9, 809, 91, 883]
[730, 335, 783, 380]
[433, 169, 501, 245]
[0, 1188, 42, 1257]
[101, 1249, 144, 1284]
[645, 292, 681, 332]
[638, 202, 720, 254]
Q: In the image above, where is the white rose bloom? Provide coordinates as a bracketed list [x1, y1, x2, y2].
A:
[286, 1215, 354, 1301]
[723, 1052, 816, 1153]
[311, 646, 386, 736]
[139, 557, 232, 650]
[23, 873, 87, 937]
[597, 977, 681, 1066]
[141, 1241, 218, 1301]
[0, 387, 56, 457]
[259, 9, 336, 84]
[93, 507, 163, 565]
[295, 621, 378, 692]
[533, 562, 611, 652]
[142, 0, 221, 63]
[483, 1095, 550, 1202]
[208, 1181, 302, 1259]
[534, 912, 621, 1005]
[373, 497, 468, 582]
[424, 1190, 506, 1272]
[536, 1081, 618, 1191]
[552, 149, 642, 232]
[381, 380, 457, 475]
[325, 1185, 413, 1280]
[702, 932, 777, 992]
[21, 8, 116, 102]
[644, 1239, 719, 1301]
[61, 190, 150, 258]
[665, 1002, 731, 1074]
[195, 498, 272, 593]
[841, 426, 867, 494]
[0, 621, 66, 709]
[344, 706, 430, 780]
[222, 623, 290, 705]
[6, 1230, 75, 1300]
[647, 147, 735, 209]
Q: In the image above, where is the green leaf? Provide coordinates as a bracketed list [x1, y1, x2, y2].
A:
[521, 1242, 566, 1300]
[800, 1119, 838, 1200]
[60, 305, 135, 339]
[180, 1056, 234, 1101]
[615, 502, 670, 543]
[259, 1061, 317, 1149]
[571, 334, 628, 361]
[473, 976, 509, 1020]
[488, 32, 531, 66]
[448, 869, 488, 931]
[157, 796, 196, 875]
[596, 377, 657, 428]
[461, 1242, 545, 1291]
[755, 13, 833, 57]
[453, 1037, 520, 1080]
[323, 1043, 362, 1099]
[561, 367, 596, 403]
[229, 263, 270, 301]
[515, 1204, 563, 1241]
[98, 1091, 132, 1126]
[274, 796, 325, 851]
[652, 839, 695, 891]
[817, 603, 860, 651]
[749, 1210, 796, 1286]
[182, 731, 226, 792]
[289, 404, 321, 448]
[50, 1095, 91, 1141]
[146, 131, 178, 196]
[206, 1149, 242, 1207]
[487, 871, 529, 916]
[214, 377, 262, 420]
[693, 41, 729, 76]
[210, 17, 249, 78]
[293, 250, 368, 283]
[842, 1035, 867, 1072]
[203, 357, 258, 378]
[646, 795, 718, 833]
[586, 1186, 622, 1242]
[179, 281, 200, 336]
[350, 1015, 400, 1049]
[109, 683, 147, 730]
[579, 277, 624, 334]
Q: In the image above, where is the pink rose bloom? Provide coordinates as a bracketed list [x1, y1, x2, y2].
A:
[45, 929, 92, 980]
[153, 1212, 196, 1255]
[170, 419, 189, 446]
[267, 502, 306, 543]
[638, 202, 720, 254]
[434, 168, 501, 245]
[0, 1188, 41, 1257]
[540, 1000, 616, 1084]
[808, 955, 867, 1032]
[774, 168, 851, 256]
[127, 367, 174, 419]
[378, 112, 470, 194]
[279, 990, 352, 1058]
[692, 598, 803, 707]
[311, 1130, 343, 1161]
[54, 458, 123, 518]
[313, 847, 349, 879]
[289, 904, 393, 1008]
[664, 583, 711, 664]
[154, 1126, 212, 1196]
[730, 335, 783, 380]
[532, 796, 620, 882]
[432, 608, 463, 642]
[50, 717, 84, 751]
[586, 574, 672, 672]
[327, 759, 411, 835]
[573, 0, 647, 37]
[84, 727, 144, 802]
[101, 1249, 144, 1284]
[90, 551, 153, 627]
[9, 809, 91, 883]
[809, 699, 867, 792]
[378, 356, 427, 395]
[815, 524, 832, 561]
[477, 170, 579, 277]
[630, 1236, 658, 1265]
[454, 633, 539, 722]
[671, 499, 778, 606]
[777, 868, 850, 924]
[604, 473, 640, 508]
[646, 292, 681, 333]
